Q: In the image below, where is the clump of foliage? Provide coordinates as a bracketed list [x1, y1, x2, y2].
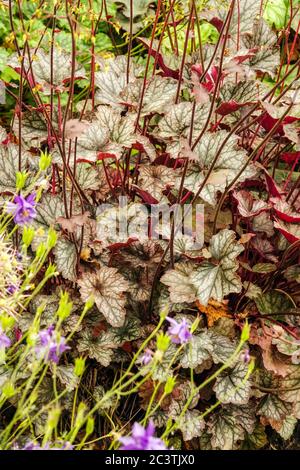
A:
[0, 0, 300, 451]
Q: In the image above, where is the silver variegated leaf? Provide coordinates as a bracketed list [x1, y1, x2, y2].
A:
[34, 194, 65, 228]
[191, 229, 244, 305]
[176, 409, 205, 441]
[0, 144, 33, 192]
[160, 262, 198, 304]
[28, 49, 85, 90]
[255, 290, 293, 315]
[78, 267, 129, 327]
[242, 18, 280, 77]
[95, 55, 143, 107]
[277, 416, 297, 440]
[213, 362, 251, 405]
[77, 330, 117, 367]
[54, 364, 80, 391]
[53, 238, 77, 282]
[209, 331, 239, 364]
[120, 76, 177, 116]
[156, 102, 209, 157]
[181, 131, 256, 205]
[257, 394, 292, 421]
[180, 331, 214, 368]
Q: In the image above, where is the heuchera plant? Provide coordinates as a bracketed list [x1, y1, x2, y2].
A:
[0, 0, 299, 451]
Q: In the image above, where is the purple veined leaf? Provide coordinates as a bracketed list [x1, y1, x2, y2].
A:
[204, 0, 261, 36]
[162, 230, 244, 306]
[217, 80, 268, 116]
[207, 404, 256, 450]
[190, 229, 244, 305]
[53, 238, 77, 282]
[0, 143, 33, 192]
[252, 211, 274, 238]
[160, 262, 199, 304]
[77, 329, 117, 367]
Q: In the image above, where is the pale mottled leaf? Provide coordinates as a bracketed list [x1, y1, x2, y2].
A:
[78, 267, 129, 327]
[181, 131, 256, 205]
[258, 394, 292, 421]
[180, 331, 214, 368]
[54, 364, 80, 391]
[120, 76, 177, 116]
[53, 238, 77, 281]
[160, 262, 198, 304]
[191, 229, 244, 305]
[77, 330, 117, 367]
[213, 362, 251, 405]
[95, 55, 143, 107]
[233, 190, 269, 217]
[176, 410, 205, 441]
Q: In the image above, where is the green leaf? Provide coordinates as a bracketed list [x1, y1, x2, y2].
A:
[284, 265, 300, 283]
[252, 263, 277, 273]
[241, 423, 267, 449]
[263, 0, 289, 29]
[110, 316, 141, 344]
[255, 290, 293, 315]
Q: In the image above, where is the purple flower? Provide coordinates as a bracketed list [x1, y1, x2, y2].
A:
[35, 325, 69, 364]
[166, 317, 192, 344]
[6, 193, 37, 225]
[18, 440, 73, 450]
[7, 284, 17, 294]
[0, 328, 11, 350]
[241, 349, 251, 364]
[140, 349, 153, 366]
[119, 421, 167, 451]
